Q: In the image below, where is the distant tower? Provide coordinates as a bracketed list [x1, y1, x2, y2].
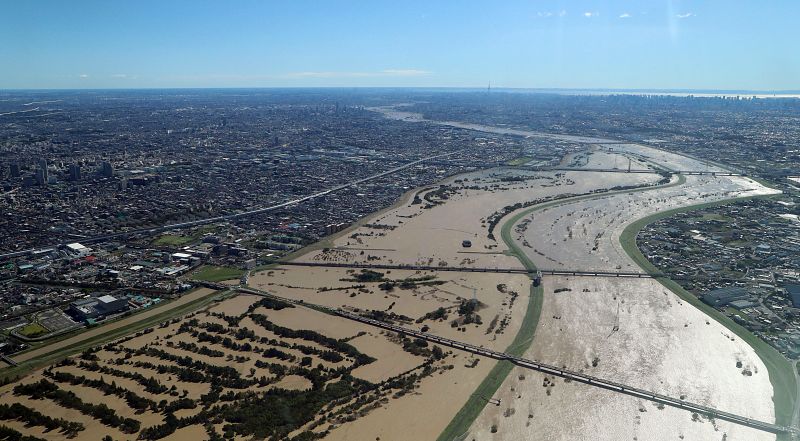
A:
[488, 81, 491, 93]
[627, 158, 631, 173]
[9, 162, 20, 178]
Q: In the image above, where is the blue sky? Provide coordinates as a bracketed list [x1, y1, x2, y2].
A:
[2, 0, 799, 90]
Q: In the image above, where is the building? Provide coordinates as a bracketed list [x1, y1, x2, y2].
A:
[786, 284, 800, 308]
[68, 298, 101, 321]
[69, 163, 81, 181]
[65, 242, 91, 258]
[95, 295, 128, 315]
[37, 159, 48, 184]
[9, 162, 20, 178]
[34, 168, 47, 186]
[68, 294, 128, 322]
[701, 287, 750, 307]
[100, 161, 114, 178]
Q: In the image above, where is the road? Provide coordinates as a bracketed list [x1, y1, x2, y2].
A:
[0, 152, 453, 261]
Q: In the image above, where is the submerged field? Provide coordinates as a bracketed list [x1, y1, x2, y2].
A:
[0, 293, 451, 440]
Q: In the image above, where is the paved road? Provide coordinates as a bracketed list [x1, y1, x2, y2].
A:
[0, 152, 453, 261]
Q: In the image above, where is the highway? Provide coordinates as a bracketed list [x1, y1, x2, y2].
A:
[234, 285, 796, 437]
[0, 152, 453, 261]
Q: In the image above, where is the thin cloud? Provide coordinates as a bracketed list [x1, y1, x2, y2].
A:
[79, 74, 89, 79]
[676, 12, 694, 19]
[558, 10, 567, 17]
[537, 11, 553, 18]
[285, 69, 431, 79]
[380, 69, 430, 76]
[584, 11, 599, 18]
[619, 13, 632, 19]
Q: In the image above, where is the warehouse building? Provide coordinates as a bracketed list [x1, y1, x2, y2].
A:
[68, 294, 128, 322]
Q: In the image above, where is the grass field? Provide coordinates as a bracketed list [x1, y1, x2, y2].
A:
[506, 156, 533, 166]
[0, 288, 229, 383]
[17, 322, 48, 338]
[190, 265, 244, 282]
[619, 194, 797, 437]
[151, 234, 196, 246]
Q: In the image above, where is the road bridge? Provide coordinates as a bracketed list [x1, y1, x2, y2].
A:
[274, 260, 678, 279]
[238, 286, 796, 437]
[512, 166, 743, 177]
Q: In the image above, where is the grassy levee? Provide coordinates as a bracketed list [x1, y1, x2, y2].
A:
[437, 174, 687, 441]
[436, 208, 544, 441]
[0, 288, 229, 383]
[620, 194, 797, 438]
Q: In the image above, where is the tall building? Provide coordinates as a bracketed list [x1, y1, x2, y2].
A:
[100, 161, 114, 178]
[37, 159, 48, 184]
[69, 163, 82, 181]
[35, 168, 46, 185]
[9, 162, 20, 178]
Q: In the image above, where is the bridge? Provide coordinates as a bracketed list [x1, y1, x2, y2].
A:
[0, 354, 18, 367]
[512, 166, 743, 177]
[274, 260, 678, 279]
[237, 286, 795, 437]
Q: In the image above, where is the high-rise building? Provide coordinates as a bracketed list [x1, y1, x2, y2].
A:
[69, 163, 82, 181]
[100, 161, 114, 178]
[38, 159, 48, 184]
[9, 162, 20, 178]
[35, 168, 46, 185]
